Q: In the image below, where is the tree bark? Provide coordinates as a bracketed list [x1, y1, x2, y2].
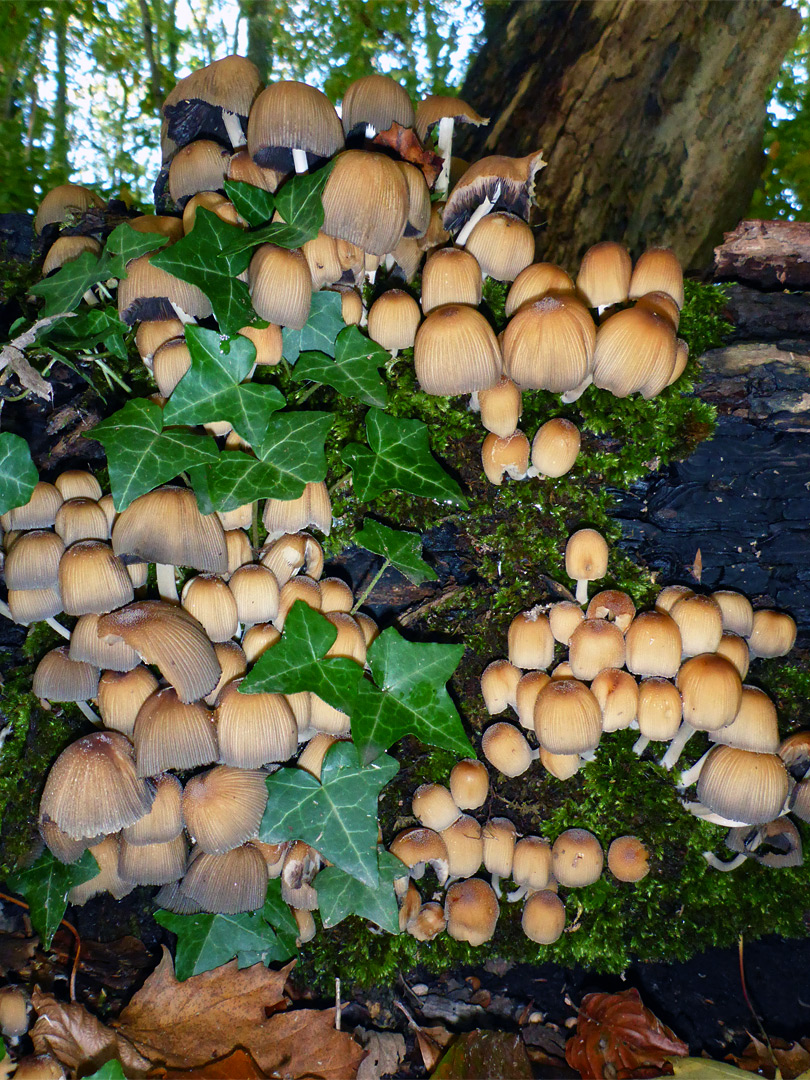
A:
[138, 0, 162, 106]
[457, 0, 800, 272]
[52, 2, 70, 181]
[240, 0, 274, 84]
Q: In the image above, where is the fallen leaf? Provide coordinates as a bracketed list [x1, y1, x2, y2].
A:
[669, 1059, 753, 1078]
[371, 122, 443, 187]
[355, 1031, 405, 1080]
[691, 548, 702, 584]
[432, 1031, 533, 1079]
[565, 989, 688, 1079]
[728, 1035, 810, 1079]
[151, 1047, 267, 1078]
[30, 989, 151, 1076]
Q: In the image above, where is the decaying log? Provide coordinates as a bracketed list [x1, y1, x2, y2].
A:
[713, 220, 810, 290]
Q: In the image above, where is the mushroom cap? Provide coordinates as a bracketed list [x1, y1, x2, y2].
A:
[540, 748, 582, 781]
[1, 481, 63, 531]
[482, 721, 534, 777]
[568, 618, 626, 682]
[406, 901, 447, 942]
[133, 686, 218, 776]
[112, 486, 227, 572]
[58, 539, 134, 616]
[42, 235, 103, 276]
[118, 252, 213, 324]
[779, 730, 810, 782]
[476, 375, 523, 439]
[152, 337, 191, 397]
[260, 531, 324, 585]
[512, 835, 552, 891]
[534, 678, 602, 755]
[247, 81, 343, 168]
[465, 212, 535, 282]
[368, 289, 422, 352]
[505, 262, 576, 317]
[421, 247, 482, 313]
[449, 759, 490, 811]
[262, 481, 332, 540]
[636, 677, 682, 741]
[481, 431, 530, 485]
[414, 95, 488, 140]
[130, 215, 185, 243]
[636, 290, 681, 332]
[531, 418, 581, 478]
[607, 836, 650, 882]
[414, 303, 502, 396]
[389, 826, 449, 885]
[440, 814, 484, 879]
[119, 833, 188, 885]
[747, 609, 797, 658]
[34, 183, 104, 234]
[576, 241, 632, 310]
[711, 590, 754, 638]
[228, 562, 281, 626]
[340, 73, 414, 136]
[411, 783, 461, 832]
[168, 139, 231, 207]
[548, 600, 585, 646]
[182, 765, 268, 854]
[322, 150, 409, 255]
[515, 670, 551, 730]
[503, 294, 595, 394]
[4, 529, 64, 590]
[629, 247, 684, 309]
[624, 610, 682, 678]
[68, 835, 135, 905]
[522, 889, 566, 944]
[592, 306, 677, 399]
[181, 573, 239, 642]
[180, 842, 268, 913]
[33, 646, 99, 703]
[216, 679, 297, 768]
[248, 243, 312, 330]
[716, 631, 750, 681]
[709, 685, 779, 754]
[586, 589, 636, 632]
[551, 828, 603, 887]
[69, 612, 140, 672]
[676, 652, 742, 731]
[135, 318, 185, 362]
[398, 161, 432, 239]
[442, 151, 546, 234]
[444, 877, 499, 946]
[481, 817, 517, 878]
[280, 840, 321, 910]
[97, 665, 160, 736]
[162, 54, 262, 154]
[590, 668, 638, 732]
[655, 584, 694, 613]
[696, 745, 789, 825]
[669, 593, 723, 657]
[564, 528, 609, 586]
[123, 773, 184, 845]
[54, 498, 110, 547]
[508, 608, 554, 671]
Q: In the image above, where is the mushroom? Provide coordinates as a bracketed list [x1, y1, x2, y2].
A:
[180, 843, 268, 914]
[551, 828, 603, 887]
[228, 563, 280, 627]
[118, 833, 188, 886]
[389, 826, 450, 889]
[97, 665, 159, 736]
[280, 841, 321, 910]
[118, 252, 212, 326]
[508, 607, 554, 671]
[415, 95, 489, 197]
[747, 609, 797, 658]
[216, 679, 297, 768]
[472, 375, 523, 439]
[168, 140, 231, 208]
[444, 878, 499, 945]
[421, 247, 482, 313]
[443, 151, 546, 245]
[482, 722, 537, 777]
[55, 498, 110, 546]
[481, 431, 530, 485]
[607, 836, 650, 882]
[693, 745, 790, 826]
[161, 54, 261, 155]
[515, 670, 551, 730]
[568, 619, 626, 682]
[592, 305, 677, 399]
[624, 611, 682, 678]
[182, 765, 267, 854]
[586, 589, 636, 632]
[548, 600, 585, 645]
[530, 418, 581, 479]
[502, 295, 595, 397]
[123, 773, 184, 845]
[68, 836, 135, 906]
[633, 677, 682, 756]
[247, 80, 343, 175]
[440, 814, 483, 880]
[133, 687, 218, 776]
[464, 212, 535, 282]
[32, 646, 100, 724]
[68, 613, 140, 672]
[0, 986, 30, 1042]
[505, 262, 576, 317]
[367, 289, 422, 356]
[534, 678, 602, 756]
[629, 247, 684, 308]
[249, 244, 312, 330]
[576, 241, 632, 314]
[181, 573, 239, 642]
[58, 540, 134, 615]
[480, 660, 522, 714]
[507, 835, 553, 901]
[711, 590, 754, 638]
[34, 183, 104, 234]
[591, 668, 638, 732]
[482, 817, 516, 897]
[260, 531, 324, 586]
[414, 304, 502, 396]
[412, 783, 461, 832]
[669, 593, 723, 657]
[564, 528, 609, 606]
[262, 482, 332, 541]
[341, 73, 414, 142]
[522, 890, 566, 944]
[660, 652, 743, 770]
[322, 150, 409, 255]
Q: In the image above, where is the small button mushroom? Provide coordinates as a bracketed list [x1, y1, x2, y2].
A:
[449, 759, 489, 810]
[508, 836, 552, 901]
[530, 417, 581, 479]
[444, 878, 499, 945]
[551, 828, 603, 887]
[481, 659, 522, 714]
[412, 783, 461, 833]
[482, 722, 537, 777]
[522, 890, 566, 944]
[565, 529, 609, 605]
[607, 836, 650, 882]
[508, 607, 554, 670]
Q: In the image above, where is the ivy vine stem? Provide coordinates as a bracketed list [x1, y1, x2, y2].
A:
[351, 558, 390, 614]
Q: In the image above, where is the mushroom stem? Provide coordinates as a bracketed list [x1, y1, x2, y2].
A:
[575, 578, 589, 605]
[560, 373, 593, 404]
[456, 182, 502, 246]
[76, 699, 102, 725]
[170, 302, 197, 326]
[660, 721, 697, 770]
[632, 734, 650, 756]
[82, 288, 100, 306]
[222, 109, 246, 149]
[435, 116, 455, 198]
[0, 599, 12, 623]
[156, 562, 179, 603]
[384, 254, 395, 272]
[677, 747, 713, 790]
[680, 800, 750, 828]
[364, 123, 377, 140]
[490, 872, 503, 898]
[506, 883, 528, 903]
[703, 851, 748, 872]
[366, 269, 377, 285]
[45, 616, 72, 640]
[292, 148, 309, 175]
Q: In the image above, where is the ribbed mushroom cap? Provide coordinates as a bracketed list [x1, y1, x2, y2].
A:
[6, 585, 59, 625]
[33, 646, 99, 703]
[534, 679, 602, 755]
[54, 470, 103, 501]
[248, 244, 312, 330]
[152, 338, 191, 397]
[414, 304, 501, 395]
[540, 748, 582, 781]
[130, 215, 185, 243]
[319, 577, 354, 614]
[637, 677, 682, 741]
[302, 231, 343, 289]
[444, 877, 499, 946]
[112, 486, 227, 573]
[397, 161, 431, 238]
[624, 611, 682, 678]
[341, 73, 414, 136]
[367, 289, 421, 352]
[135, 319, 185, 362]
[154, 879, 202, 915]
[162, 55, 261, 153]
[421, 247, 482, 313]
[168, 140, 231, 207]
[482, 722, 534, 777]
[793, 777, 810, 823]
[247, 81, 343, 170]
[275, 578, 322, 632]
[512, 836, 552, 891]
[709, 685, 779, 754]
[568, 619, 626, 682]
[711, 590, 754, 638]
[415, 95, 488, 141]
[676, 653, 742, 731]
[503, 294, 595, 394]
[474, 375, 522, 438]
[530, 418, 580, 478]
[697, 745, 789, 825]
[123, 773, 184, 845]
[443, 151, 546, 234]
[576, 241, 632, 309]
[779, 730, 810, 782]
[181, 842, 268, 913]
[441, 814, 483, 879]
[593, 306, 677, 399]
[260, 531, 323, 585]
[668, 337, 689, 386]
[465, 212, 534, 282]
[481, 817, 516, 878]
[505, 262, 575, 317]
[228, 563, 280, 626]
[98, 601, 222, 703]
[40, 731, 153, 839]
[669, 593, 723, 657]
[180, 573, 239, 642]
[337, 286, 364, 325]
[716, 631, 750, 681]
[68, 835, 135, 905]
[481, 659, 521, 714]
[635, 290, 681, 332]
[508, 607, 554, 671]
[34, 183, 104, 234]
[1, 482, 63, 531]
[296, 733, 338, 781]
[182, 765, 268, 854]
[747, 609, 797, 658]
[655, 584, 694, 612]
[586, 589, 636, 632]
[607, 836, 650, 882]
[204, 640, 248, 706]
[262, 482, 332, 541]
[4, 529, 64, 590]
[182, 191, 244, 232]
[98, 665, 160, 736]
[323, 612, 366, 665]
[548, 600, 584, 646]
[412, 784, 461, 833]
[237, 322, 283, 367]
[216, 678, 297, 767]
[449, 759, 489, 811]
[224, 528, 253, 577]
[280, 840, 321, 910]
[133, 686, 218, 776]
[42, 235, 102, 276]
[228, 147, 283, 193]
[54, 498, 110, 547]
[629, 247, 684, 308]
[40, 817, 98, 865]
[551, 828, 603, 887]
[482, 431, 530, 485]
[118, 252, 212, 324]
[522, 890, 566, 944]
[322, 151, 409, 255]
[69, 613, 140, 671]
[515, 670, 551, 730]
[240, 624, 280, 668]
[389, 826, 449, 885]
[565, 529, 609, 597]
[118, 833, 188, 885]
[57, 539, 133, 616]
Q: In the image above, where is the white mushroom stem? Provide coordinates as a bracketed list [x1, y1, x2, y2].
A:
[660, 721, 697, 770]
[156, 563, 179, 603]
[292, 148, 309, 175]
[456, 182, 503, 246]
[632, 734, 650, 757]
[384, 254, 395, 272]
[45, 616, 72, 640]
[170, 302, 197, 326]
[82, 289, 100, 306]
[222, 109, 246, 149]
[677, 747, 713, 790]
[575, 578, 590, 605]
[506, 883, 528, 903]
[561, 373, 593, 404]
[490, 872, 503, 898]
[365, 123, 377, 140]
[680, 800, 751, 828]
[435, 116, 455, 198]
[366, 269, 377, 286]
[703, 851, 748, 872]
[76, 700, 102, 725]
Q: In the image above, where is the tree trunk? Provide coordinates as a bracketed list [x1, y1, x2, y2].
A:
[457, 0, 800, 272]
[240, 0, 274, 84]
[138, 0, 162, 106]
[52, 2, 70, 181]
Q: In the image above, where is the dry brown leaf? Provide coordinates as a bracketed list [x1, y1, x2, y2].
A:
[116, 948, 365, 1079]
[355, 1031, 405, 1080]
[728, 1035, 810, 1079]
[371, 122, 443, 187]
[30, 988, 151, 1076]
[691, 548, 703, 584]
[149, 1047, 267, 1079]
[565, 989, 688, 1079]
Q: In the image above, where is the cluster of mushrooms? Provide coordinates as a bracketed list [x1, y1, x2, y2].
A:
[389, 761, 650, 948]
[477, 528, 808, 871]
[0, 468, 384, 930]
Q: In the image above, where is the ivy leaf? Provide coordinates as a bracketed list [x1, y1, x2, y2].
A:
[0, 432, 38, 516]
[105, 222, 169, 278]
[88, 398, 219, 511]
[353, 518, 437, 585]
[343, 409, 467, 508]
[314, 850, 406, 934]
[162, 326, 285, 446]
[352, 629, 472, 762]
[259, 741, 399, 887]
[83, 1062, 127, 1080]
[274, 161, 334, 230]
[223, 179, 276, 227]
[39, 307, 123, 350]
[7, 849, 98, 948]
[29, 250, 107, 316]
[282, 291, 345, 363]
[241, 600, 364, 713]
[293, 325, 389, 408]
[151, 209, 254, 334]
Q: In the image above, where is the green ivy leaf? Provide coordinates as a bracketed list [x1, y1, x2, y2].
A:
[7, 849, 98, 948]
[353, 518, 438, 585]
[241, 600, 364, 713]
[29, 250, 107, 316]
[162, 326, 285, 446]
[219, 222, 314, 272]
[105, 222, 169, 278]
[282, 290, 345, 363]
[40, 307, 123, 350]
[223, 179, 276, 227]
[352, 629, 472, 763]
[274, 162, 334, 230]
[259, 741, 398, 887]
[0, 432, 38, 516]
[151, 209, 254, 334]
[293, 325, 389, 408]
[83, 1061, 127, 1080]
[343, 409, 467, 508]
[89, 398, 219, 511]
[314, 850, 406, 933]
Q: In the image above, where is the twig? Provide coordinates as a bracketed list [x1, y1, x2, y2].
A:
[738, 934, 779, 1073]
[0, 890, 82, 1002]
[328, 471, 352, 497]
[0, 312, 77, 401]
[351, 559, 390, 614]
[335, 977, 341, 1031]
[397, 584, 466, 627]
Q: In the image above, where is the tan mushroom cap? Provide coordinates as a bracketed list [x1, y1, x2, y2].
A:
[415, 95, 488, 141]
[322, 150, 409, 256]
[636, 677, 682, 742]
[58, 539, 134, 615]
[262, 482, 332, 540]
[475, 375, 522, 439]
[152, 338, 191, 397]
[465, 212, 535, 282]
[503, 294, 595, 394]
[216, 678, 297, 767]
[505, 262, 576, 317]
[629, 247, 684, 309]
[228, 562, 280, 626]
[182, 765, 268, 854]
[696, 745, 789, 825]
[508, 608, 554, 671]
[591, 668, 638, 732]
[482, 722, 535, 777]
[168, 139, 231, 206]
[68, 835, 135, 905]
[481, 430, 530, 485]
[97, 665, 160, 736]
[481, 817, 517, 879]
[676, 653, 742, 732]
[568, 618, 626, 682]
[180, 842, 268, 914]
[441, 814, 484, 879]
[123, 773, 184, 845]
[248, 243, 312, 330]
[40, 817, 99, 865]
[247, 80, 343, 167]
[130, 215, 185, 243]
[522, 889, 566, 944]
[69, 612, 140, 672]
[367, 289, 422, 352]
[576, 241, 632, 310]
[586, 589, 636, 632]
[389, 826, 449, 885]
[548, 600, 585, 646]
[162, 54, 262, 129]
[406, 901, 447, 942]
[444, 877, 499, 946]
[32, 646, 99, 703]
[624, 610, 682, 678]
[181, 573, 239, 642]
[411, 783, 460, 833]
[54, 498, 110, 546]
[747, 609, 797, 658]
[34, 183, 104, 234]
[592, 306, 677, 399]
[607, 836, 650, 882]
[709, 685, 779, 754]
[565, 529, 609, 604]
[260, 531, 324, 586]
[551, 828, 603, 887]
[716, 631, 750, 681]
[512, 836, 552, 892]
[112, 485, 227, 573]
[118, 252, 213, 324]
[531, 418, 580, 478]
[42, 235, 102, 276]
[534, 678, 602, 755]
[414, 303, 502, 396]
[449, 759, 489, 811]
[711, 590, 754, 638]
[280, 840, 321, 910]
[133, 686, 218, 777]
[669, 593, 723, 657]
[1, 481, 63, 531]
[4, 529, 64, 590]
[341, 73, 414, 136]
[397, 161, 432, 238]
[118, 833, 188, 885]
[421, 247, 482, 313]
